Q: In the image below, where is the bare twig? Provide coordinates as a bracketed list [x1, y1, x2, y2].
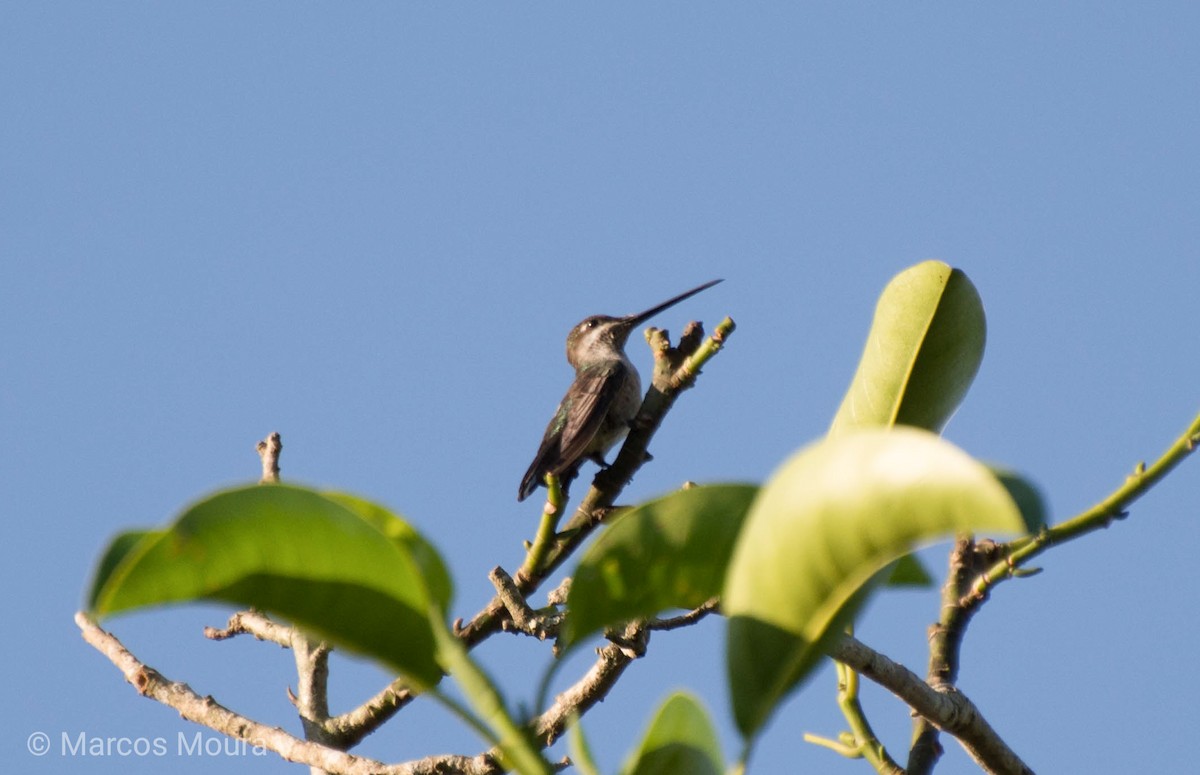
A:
[79, 611, 569, 775]
[77, 612, 389, 774]
[531, 624, 646, 747]
[490, 566, 562, 641]
[257, 432, 282, 484]
[909, 537, 1006, 773]
[322, 679, 417, 749]
[203, 609, 294, 648]
[832, 634, 1034, 775]
[647, 598, 720, 631]
[292, 632, 336, 774]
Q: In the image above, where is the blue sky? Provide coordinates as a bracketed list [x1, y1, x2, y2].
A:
[5, 4, 1200, 773]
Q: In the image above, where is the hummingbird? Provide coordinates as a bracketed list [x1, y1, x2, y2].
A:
[518, 279, 723, 502]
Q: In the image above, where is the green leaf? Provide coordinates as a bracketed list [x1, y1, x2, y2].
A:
[885, 553, 934, 587]
[563, 484, 758, 647]
[86, 530, 160, 609]
[621, 692, 724, 775]
[429, 615, 552, 775]
[991, 466, 1049, 532]
[567, 716, 602, 775]
[829, 260, 986, 436]
[87, 483, 450, 687]
[324, 491, 453, 611]
[724, 427, 1029, 740]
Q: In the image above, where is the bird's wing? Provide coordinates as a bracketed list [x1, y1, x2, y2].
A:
[554, 361, 627, 470]
[518, 362, 627, 501]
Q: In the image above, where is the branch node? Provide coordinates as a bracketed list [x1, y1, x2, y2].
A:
[604, 621, 648, 659]
[489, 567, 561, 641]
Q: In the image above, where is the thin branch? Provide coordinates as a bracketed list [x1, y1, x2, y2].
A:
[79, 611, 568, 775]
[204, 609, 295, 648]
[77, 612, 389, 774]
[909, 537, 1005, 774]
[646, 598, 720, 631]
[969, 408, 1200, 605]
[832, 634, 1034, 775]
[322, 679, 417, 750]
[292, 632, 336, 773]
[530, 624, 646, 747]
[257, 432, 282, 484]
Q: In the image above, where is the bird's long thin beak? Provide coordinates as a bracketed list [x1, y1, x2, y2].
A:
[620, 278, 723, 330]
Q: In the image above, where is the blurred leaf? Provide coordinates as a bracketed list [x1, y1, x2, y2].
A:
[724, 427, 1027, 739]
[990, 466, 1049, 532]
[430, 614, 552, 775]
[86, 529, 160, 609]
[564, 484, 758, 647]
[829, 260, 986, 436]
[621, 692, 724, 775]
[884, 553, 934, 587]
[88, 483, 449, 687]
[567, 715, 601, 775]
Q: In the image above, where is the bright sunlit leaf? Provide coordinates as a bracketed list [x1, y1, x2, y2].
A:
[828, 261, 990, 588]
[829, 260, 986, 436]
[724, 428, 1032, 739]
[885, 553, 935, 587]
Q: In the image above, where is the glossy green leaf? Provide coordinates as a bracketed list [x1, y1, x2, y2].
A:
[829, 260, 986, 436]
[724, 427, 1030, 739]
[621, 692, 724, 775]
[324, 491, 453, 611]
[564, 484, 758, 647]
[88, 483, 450, 687]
